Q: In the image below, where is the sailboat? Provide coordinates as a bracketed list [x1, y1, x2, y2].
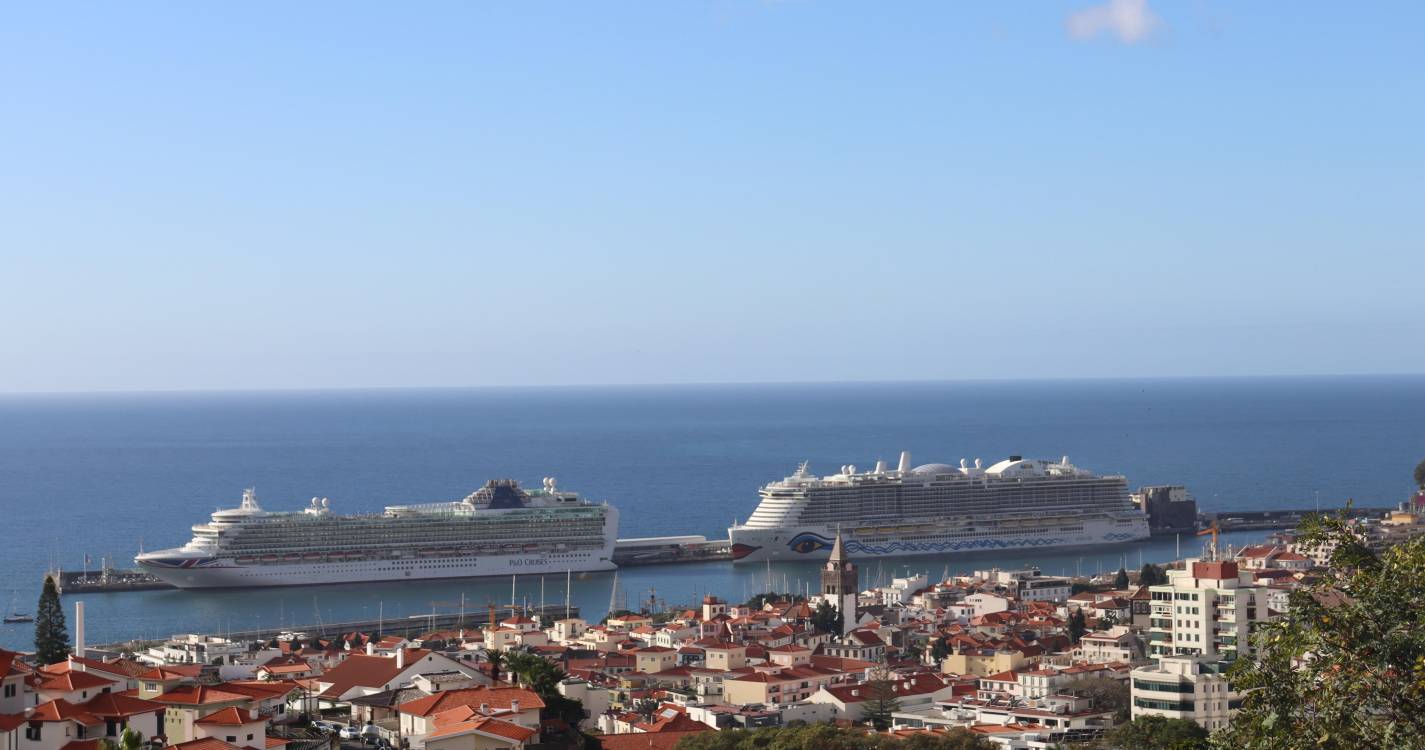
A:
[3, 591, 33, 624]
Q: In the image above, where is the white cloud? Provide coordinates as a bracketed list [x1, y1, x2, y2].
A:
[1066, 0, 1163, 44]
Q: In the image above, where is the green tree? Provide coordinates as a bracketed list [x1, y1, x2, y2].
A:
[1100, 715, 1209, 750]
[1060, 676, 1129, 723]
[744, 592, 804, 610]
[632, 697, 660, 719]
[861, 676, 903, 730]
[896, 730, 994, 750]
[1211, 513, 1425, 749]
[1139, 563, 1165, 586]
[673, 724, 992, 750]
[1415, 458, 1425, 489]
[99, 728, 144, 750]
[812, 599, 843, 635]
[485, 650, 505, 684]
[1114, 567, 1130, 590]
[34, 575, 70, 665]
[929, 637, 951, 662]
[1067, 608, 1087, 644]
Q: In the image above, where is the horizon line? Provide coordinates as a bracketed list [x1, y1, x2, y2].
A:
[3, 371, 1424, 399]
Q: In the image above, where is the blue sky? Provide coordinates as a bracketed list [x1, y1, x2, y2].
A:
[1, 1, 1422, 392]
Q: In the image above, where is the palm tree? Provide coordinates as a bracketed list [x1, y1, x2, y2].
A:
[485, 650, 505, 684]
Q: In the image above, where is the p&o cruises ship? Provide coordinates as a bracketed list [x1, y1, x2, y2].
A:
[136, 478, 618, 588]
[729, 452, 1149, 562]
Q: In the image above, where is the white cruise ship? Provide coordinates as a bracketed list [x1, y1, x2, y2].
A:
[136, 478, 618, 588]
[729, 452, 1149, 562]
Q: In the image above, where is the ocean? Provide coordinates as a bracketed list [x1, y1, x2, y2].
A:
[2, 376, 1422, 651]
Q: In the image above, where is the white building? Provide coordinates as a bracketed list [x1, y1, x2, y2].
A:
[1146, 559, 1270, 660]
[1130, 656, 1240, 733]
[1072, 627, 1142, 664]
[974, 569, 1072, 603]
[143, 635, 249, 666]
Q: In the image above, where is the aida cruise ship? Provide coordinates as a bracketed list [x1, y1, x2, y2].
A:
[729, 452, 1149, 562]
[136, 478, 618, 588]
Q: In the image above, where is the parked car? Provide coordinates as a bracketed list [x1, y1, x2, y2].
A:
[340, 726, 363, 740]
[311, 721, 341, 734]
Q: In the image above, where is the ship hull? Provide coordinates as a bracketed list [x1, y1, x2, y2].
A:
[137, 547, 616, 589]
[729, 513, 1150, 562]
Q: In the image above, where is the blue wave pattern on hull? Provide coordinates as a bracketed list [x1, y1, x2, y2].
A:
[1103, 532, 1140, 542]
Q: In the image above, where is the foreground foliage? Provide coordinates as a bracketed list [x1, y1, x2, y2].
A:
[1211, 513, 1425, 749]
[1060, 676, 1129, 724]
[1096, 714, 1208, 749]
[675, 725, 992, 750]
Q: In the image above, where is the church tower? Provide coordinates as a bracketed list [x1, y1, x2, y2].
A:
[820, 532, 858, 636]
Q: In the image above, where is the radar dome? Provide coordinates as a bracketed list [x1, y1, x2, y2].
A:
[912, 463, 959, 475]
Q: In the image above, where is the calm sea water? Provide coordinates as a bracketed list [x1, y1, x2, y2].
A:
[2, 376, 1422, 650]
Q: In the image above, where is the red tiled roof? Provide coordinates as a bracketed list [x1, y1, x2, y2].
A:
[316, 649, 431, 698]
[398, 686, 545, 717]
[44, 657, 149, 680]
[58, 740, 106, 750]
[636, 713, 710, 733]
[219, 681, 300, 699]
[429, 715, 538, 743]
[38, 670, 117, 692]
[82, 692, 165, 718]
[822, 674, 949, 703]
[30, 699, 103, 726]
[258, 662, 312, 675]
[0, 714, 30, 732]
[152, 685, 251, 706]
[196, 707, 258, 726]
[138, 665, 204, 681]
[166, 739, 246, 750]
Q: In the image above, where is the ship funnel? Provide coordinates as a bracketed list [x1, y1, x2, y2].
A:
[974, 458, 982, 469]
[1061, 456, 1070, 466]
[898, 451, 911, 473]
[874, 460, 887, 474]
[960, 459, 968, 470]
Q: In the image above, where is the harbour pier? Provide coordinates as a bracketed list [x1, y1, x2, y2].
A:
[95, 603, 580, 651]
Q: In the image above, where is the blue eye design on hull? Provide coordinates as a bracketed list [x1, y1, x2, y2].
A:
[787, 532, 835, 554]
